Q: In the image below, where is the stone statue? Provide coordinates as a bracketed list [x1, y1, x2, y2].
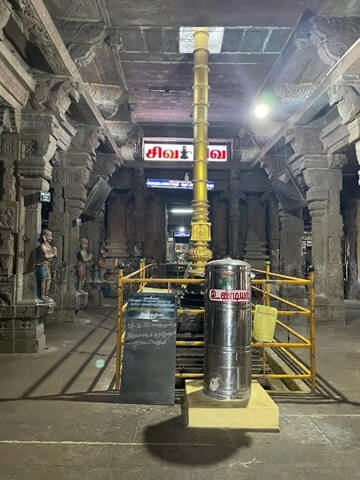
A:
[77, 237, 92, 292]
[98, 240, 108, 281]
[36, 229, 57, 302]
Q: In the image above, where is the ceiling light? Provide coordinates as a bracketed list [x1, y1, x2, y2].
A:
[254, 103, 270, 119]
[179, 226, 186, 232]
[170, 208, 193, 214]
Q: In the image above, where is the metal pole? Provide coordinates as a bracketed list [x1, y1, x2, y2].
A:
[115, 268, 124, 389]
[188, 27, 212, 276]
[309, 271, 316, 392]
[265, 261, 271, 306]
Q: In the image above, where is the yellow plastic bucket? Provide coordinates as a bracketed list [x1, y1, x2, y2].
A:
[253, 305, 278, 342]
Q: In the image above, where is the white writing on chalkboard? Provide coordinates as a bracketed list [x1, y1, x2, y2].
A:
[127, 331, 176, 340]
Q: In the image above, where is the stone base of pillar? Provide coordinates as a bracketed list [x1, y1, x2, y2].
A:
[315, 296, 345, 324]
[0, 304, 55, 353]
[244, 241, 268, 269]
[87, 283, 103, 307]
[53, 307, 77, 323]
[106, 242, 129, 262]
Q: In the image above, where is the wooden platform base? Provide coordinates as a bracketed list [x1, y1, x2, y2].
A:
[184, 380, 279, 431]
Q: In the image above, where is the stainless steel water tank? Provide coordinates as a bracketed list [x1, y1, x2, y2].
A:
[204, 258, 252, 401]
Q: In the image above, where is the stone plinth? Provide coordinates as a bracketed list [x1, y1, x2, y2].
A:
[185, 380, 279, 430]
[0, 303, 55, 353]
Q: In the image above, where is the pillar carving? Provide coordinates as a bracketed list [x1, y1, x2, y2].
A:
[303, 154, 346, 322]
[0, 0, 11, 39]
[0, 107, 20, 284]
[321, 80, 360, 158]
[343, 199, 360, 299]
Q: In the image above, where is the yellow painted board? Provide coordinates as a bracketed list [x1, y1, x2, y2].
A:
[185, 380, 279, 431]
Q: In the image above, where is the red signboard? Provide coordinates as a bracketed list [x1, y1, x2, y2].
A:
[143, 142, 228, 162]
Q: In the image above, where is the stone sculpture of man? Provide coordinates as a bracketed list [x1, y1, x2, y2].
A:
[77, 237, 92, 292]
[36, 229, 57, 302]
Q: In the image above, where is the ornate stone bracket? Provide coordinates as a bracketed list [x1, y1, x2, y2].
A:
[328, 83, 360, 126]
[55, 20, 107, 68]
[310, 16, 360, 66]
[12, 0, 69, 75]
[86, 83, 127, 120]
[273, 83, 317, 116]
[0, 0, 11, 39]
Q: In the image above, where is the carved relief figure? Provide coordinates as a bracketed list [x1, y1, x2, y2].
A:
[0, 206, 15, 230]
[77, 237, 92, 292]
[36, 230, 57, 302]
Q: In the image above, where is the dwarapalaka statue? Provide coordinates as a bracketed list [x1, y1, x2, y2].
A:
[77, 237, 92, 293]
[36, 229, 57, 302]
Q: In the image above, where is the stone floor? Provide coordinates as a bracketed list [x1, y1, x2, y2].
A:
[0, 301, 359, 479]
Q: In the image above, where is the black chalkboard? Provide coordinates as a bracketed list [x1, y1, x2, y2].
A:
[119, 293, 177, 405]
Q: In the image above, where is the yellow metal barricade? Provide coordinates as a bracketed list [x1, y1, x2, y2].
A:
[115, 262, 316, 393]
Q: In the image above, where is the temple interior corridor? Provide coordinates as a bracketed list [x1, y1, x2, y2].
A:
[1, 0, 360, 478]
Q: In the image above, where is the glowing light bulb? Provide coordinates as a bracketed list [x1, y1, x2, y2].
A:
[254, 103, 269, 119]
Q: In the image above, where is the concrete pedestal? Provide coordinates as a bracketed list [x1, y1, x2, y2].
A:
[184, 380, 279, 431]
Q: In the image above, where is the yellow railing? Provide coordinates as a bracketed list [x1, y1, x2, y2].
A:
[115, 262, 316, 392]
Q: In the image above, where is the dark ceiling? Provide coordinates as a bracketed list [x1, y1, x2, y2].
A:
[43, 0, 360, 138]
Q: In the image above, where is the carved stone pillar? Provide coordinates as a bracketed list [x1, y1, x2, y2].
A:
[279, 206, 304, 278]
[279, 205, 305, 301]
[0, 108, 19, 286]
[133, 168, 145, 258]
[343, 199, 360, 299]
[212, 194, 228, 259]
[18, 115, 59, 302]
[229, 190, 240, 259]
[303, 154, 346, 322]
[144, 194, 166, 264]
[106, 191, 129, 262]
[244, 194, 268, 269]
[286, 125, 346, 322]
[268, 194, 281, 273]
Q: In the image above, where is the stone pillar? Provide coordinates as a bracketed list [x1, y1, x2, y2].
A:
[0, 108, 19, 292]
[106, 191, 129, 262]
[144, 194, 166, 264]
[18, 115, 59, 302]
[286, 125, 346, 322]
[229, 190, 240, 259]
[244, 194, 268, 269]
[303, 154, 346, 322]
[279, 206, 304, 278]
[133, 168, 146, 258]
[343, 199, 360, 299]
[278, 205, 305, 301]
[268, 195, 280, 273]
[212, 194, 228, 259]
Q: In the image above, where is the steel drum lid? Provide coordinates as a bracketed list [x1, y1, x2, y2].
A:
[207, 257, 251, 269]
